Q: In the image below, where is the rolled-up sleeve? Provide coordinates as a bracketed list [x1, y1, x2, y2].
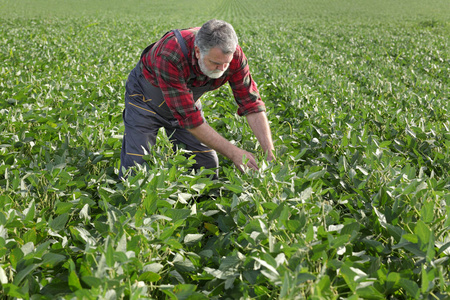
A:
[228, 46, 266, 116]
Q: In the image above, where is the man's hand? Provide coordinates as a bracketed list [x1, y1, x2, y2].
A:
[246, 111, 275, 163]
[187, 123, 257, 172]
[266, 150, 275, 163]
[187, 113, 275, 173]
[232, 149, 258, 171]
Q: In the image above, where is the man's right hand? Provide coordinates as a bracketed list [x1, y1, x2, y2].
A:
[232, 149, 258, 172]
[188, 123, 259, 172]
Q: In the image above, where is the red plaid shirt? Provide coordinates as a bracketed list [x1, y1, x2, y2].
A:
[140, 28, 265, 129]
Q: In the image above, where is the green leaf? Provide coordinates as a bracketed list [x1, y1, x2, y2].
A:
[341, 222, 360, 235]
[138, 271, 161, 282]
[199, 250, 213, 258]
[68, 270, 83, 291]
[268, 202, 284, 222]
[329, 234, 350, 249]
[81, 276, 102, 288]
[254, 285, 271, 297]
[379, 141, 392, 148]
[297, 272, 316, 283]
[191, 183, 207, 193]
[219, 255, 241, 271]
[224, 275, 236, 290]
[23, 228, 36, 244]
[164, 238, 183, 250]
[178, 193, 192, 204]
[106, 242, 115, 268]
[184, 234, 204, 246]
[437, 241, 450, 255]
[420, 201, 434, 223]
[144, 192, 157, 215]
[279, 205, 290, 224]
[316, 275, 331, 294]
[35, 241, 52, 258]
[13, 263, 39, 285]
[204, 223, 219, 235]
[386, 272, 401, 292]
[286, 219, 303, 233]
[116, 234, 127, 253]
[280, 274, 290, 298]
[172, 284, 204, 300]
[386, 224, 403, 242]
[399, 278, 419, 298]
[402, 233, 418, 244]
[49, 213, 69, 232]
[41, 253, 66, 268]
[10, 247, 24, 269]
[444, 206, 450, 228]
[275, 165, 289, 181]
[145, 263, 164, 273]
[356, 285, 385, 299]
[307, 169, 326, 180]
[253, 257, 279, 276]
[159, 225, 176, 241]
[3, 283, 28, 298]
[394, 241, 425, 257]
[55, 202, 73, 215]
[224, 184, 243, 194]
[362, 239, 385, 253]
[414, 220, 431, 251]
[299, 187, 313, 201]
[425, 233, 436, 263]
[421, 265, 430, 294]
[134, 206, 145, 227]
[24, 200, 35, 222]
[402, 179, 419, 195]
[166, 209, 191, 222]
[114, 251, 128, 263]
[40, 281, 72, 295]
[305, 224, 314, 243]
[339, 266, 357, 292]
[173, 254, 196, 273]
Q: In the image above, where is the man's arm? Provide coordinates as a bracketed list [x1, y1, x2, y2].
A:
[245, 111, 275, 161]
[187, 123, 259, 171]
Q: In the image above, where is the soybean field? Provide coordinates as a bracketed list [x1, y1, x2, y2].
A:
[1, 0, 449, 298]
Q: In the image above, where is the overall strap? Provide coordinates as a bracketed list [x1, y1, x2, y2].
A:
[172, 29, 195, 80]
[140, 29, 196, 80]
[140, 30, 171, 60]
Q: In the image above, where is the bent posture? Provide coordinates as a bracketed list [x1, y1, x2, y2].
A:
[120, 19, 274, 178]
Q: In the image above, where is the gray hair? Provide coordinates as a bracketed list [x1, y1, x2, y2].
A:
[194, 19, 238, 55]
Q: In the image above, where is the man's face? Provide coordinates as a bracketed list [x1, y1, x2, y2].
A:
[195, 46, 233, 79]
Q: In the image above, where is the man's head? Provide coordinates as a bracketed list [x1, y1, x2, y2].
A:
[195, 19, 238, 55]
[194, 19, 238, 78]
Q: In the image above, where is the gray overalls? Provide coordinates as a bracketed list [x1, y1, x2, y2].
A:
[119, 30, 218, 179]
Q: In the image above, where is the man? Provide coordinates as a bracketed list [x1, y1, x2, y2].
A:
[119, 19, 274, 179]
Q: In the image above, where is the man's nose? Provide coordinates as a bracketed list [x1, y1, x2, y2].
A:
[217, 63, 228, 71]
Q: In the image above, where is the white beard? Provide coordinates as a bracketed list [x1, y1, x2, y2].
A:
[198, 54, 227, 79]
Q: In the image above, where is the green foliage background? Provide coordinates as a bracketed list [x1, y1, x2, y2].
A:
[1, 0, 449, 299]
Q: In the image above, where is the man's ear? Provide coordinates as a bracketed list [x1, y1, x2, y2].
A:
[194, 46, 200, 59]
